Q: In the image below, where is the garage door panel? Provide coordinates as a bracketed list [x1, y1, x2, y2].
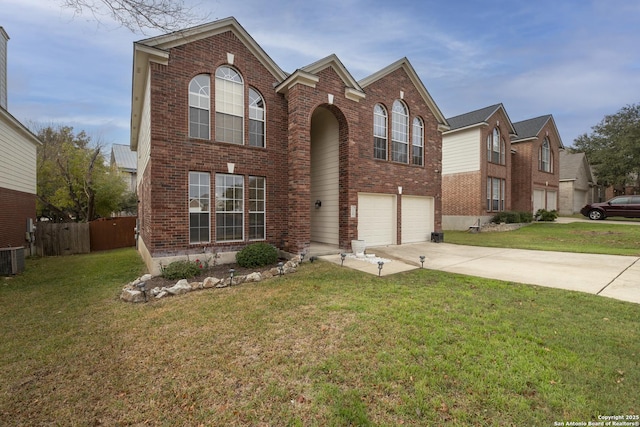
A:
[358, 194, 396, 247]
[402, 196, 434, 243]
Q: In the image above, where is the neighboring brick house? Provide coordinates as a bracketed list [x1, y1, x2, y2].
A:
[510, 115, 564, 214]
[441, 104, 516, 230]
[0, 27, 41, 255]
[558, 150, 597, 215]
[130, 17, 449, 273]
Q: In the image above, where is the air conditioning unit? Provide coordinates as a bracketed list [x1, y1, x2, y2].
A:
[0, 247, 25, 275]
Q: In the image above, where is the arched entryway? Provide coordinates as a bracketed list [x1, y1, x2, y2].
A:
[310, 106, 340, 245]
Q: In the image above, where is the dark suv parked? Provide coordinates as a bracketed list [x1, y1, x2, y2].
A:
[580, 195, 640, 220]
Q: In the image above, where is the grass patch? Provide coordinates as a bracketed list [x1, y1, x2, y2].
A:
[1, 249, 639, 425]
[445, 221, 640, 255]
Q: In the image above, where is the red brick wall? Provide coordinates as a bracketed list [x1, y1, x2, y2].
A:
[142, 30, 290, 257]
[0, 187, 35, 248]
[511, 121, 560, 212]
[442, 171, 482, 215]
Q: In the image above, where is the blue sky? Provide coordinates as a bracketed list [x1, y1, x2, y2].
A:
[2, 0, 639, 150]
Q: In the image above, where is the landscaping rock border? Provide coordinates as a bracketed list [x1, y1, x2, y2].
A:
[120, 255, 302, 303]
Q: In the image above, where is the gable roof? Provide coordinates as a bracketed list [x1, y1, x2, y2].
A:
[111, 143, 137, 173]
[511, 115, 564, 148]
[276, 54, 366, 102]
[130, 17, 287, 150]
[0, 106, 41, 148]
[559, 150, 593, 182]
[359, 57, 449, 129]
[445, 103, 516, 135]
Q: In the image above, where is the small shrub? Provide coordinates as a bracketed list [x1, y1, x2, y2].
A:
[236, 242, 279, 268]
[161, 260, 201, 280]
[518, 211, 534, 223]
[536, 209, 558, 222]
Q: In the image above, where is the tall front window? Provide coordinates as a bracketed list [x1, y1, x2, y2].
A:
[373, 104, 387, 160]
[391, 100, 408, 163]
[412, 117, 424, 166]
[215, 66, 244, 144]
[248, 88, 265, 147]
[487, 177, 505, 212]
[249, 176, 266, 240]
[189, 172, 210, 243]
[539, 138, 552, 172]
[487, 127, 504, 164]
[188, 74, 210, 139]
[215, 174, 244, 242]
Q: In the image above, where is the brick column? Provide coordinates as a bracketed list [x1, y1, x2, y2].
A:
[285, 84, 312, 255]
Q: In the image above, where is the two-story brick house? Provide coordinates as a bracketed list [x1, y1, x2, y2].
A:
[130, 17, 449, 273]
[510, 115, 564, 214]
[441, 105, 563, 229]
[441, 104, 516, 230]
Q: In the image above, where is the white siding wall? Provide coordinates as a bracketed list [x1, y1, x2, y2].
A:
[442, 128, 481, 175]
[0, 111, 38, 194]
[310, 108, 339, 244]
[136, 72, 152, 190]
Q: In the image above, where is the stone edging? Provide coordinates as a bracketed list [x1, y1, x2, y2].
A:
[120, 255, 302, 303]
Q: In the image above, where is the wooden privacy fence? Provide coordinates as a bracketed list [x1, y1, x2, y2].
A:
[35, 222, 90, 256]
[35, 217, 137, 256]
[89, 217, 137, 252]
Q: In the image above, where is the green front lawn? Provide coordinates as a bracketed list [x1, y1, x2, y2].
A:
[445, 221, 640, 256]
[1, 248, 638, 425]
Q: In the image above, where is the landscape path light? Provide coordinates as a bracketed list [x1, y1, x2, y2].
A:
[340, 253, 346, 267]
[377, 261, 384, 276]
[278, 262, 284, 276]
[420, 255, 425, 268]
[229, 268, 235, 285]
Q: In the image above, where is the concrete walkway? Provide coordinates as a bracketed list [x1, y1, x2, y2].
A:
[321, 242, 640, 305]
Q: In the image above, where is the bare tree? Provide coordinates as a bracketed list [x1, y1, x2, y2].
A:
[59, 0, 206, 33]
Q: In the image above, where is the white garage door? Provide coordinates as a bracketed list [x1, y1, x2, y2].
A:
[401, 196, 434, 244]
[358, 193, 396, 247]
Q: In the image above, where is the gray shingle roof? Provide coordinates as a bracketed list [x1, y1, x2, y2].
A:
[446, 104, 503, 130]
[512, 115, 552, 141]
[560, 150, 593, 182]
[111, 144, 137, 172]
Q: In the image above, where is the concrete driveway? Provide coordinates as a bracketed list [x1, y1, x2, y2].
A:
[321, 242, 640, 305]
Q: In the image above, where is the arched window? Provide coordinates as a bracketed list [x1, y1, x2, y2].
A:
[539, 137, 552, 172]
[391, 100, 408, 163]
[412, 117, 424, 166]
[215, 66, 244, 144]
[188, 74, 210, 139]
[487, 127, 504, 164]
[373, 104, 387, 160]
[248, 88, 265, 148]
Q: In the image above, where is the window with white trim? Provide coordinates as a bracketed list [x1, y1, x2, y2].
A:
[215, 66, 244, 144]
[189, 171, 210, 243]
[391, 100, 408, 163]
[539, 138, 552, 172]
[486, 176, 505, 212]
[248, 88, 265, 148]
[373, 104, 387, 160]
[412, 117, 424, 166]
[188, 75, 210, 139]
[249, 176, 266, 240]
[487, 127, 504, 164]
[215, 174, 244, 242]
